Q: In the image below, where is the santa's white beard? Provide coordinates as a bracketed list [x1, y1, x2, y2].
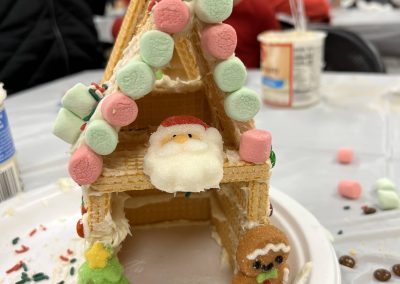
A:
[144, 139, 224, 193]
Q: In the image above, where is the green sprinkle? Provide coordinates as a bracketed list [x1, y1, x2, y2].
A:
[12, 237, 20, 245]
[88, 88, 102, 102]
[155, 70, 164, 80]
[32, 273, 44, 278]
[57, 281, 64, 284]
[15, 280, 27, 284]
[22, 262, 28, 272]
[270, 149, 276, 168]
[69, 267, 75, 276]
[82, 107, 96, 122]
[33, 275, 49, 282]
[70, 258, 77, 264]
[21, 272, 30, 280]
[184, 192, 192, 198]
[102, 84, 108, 90]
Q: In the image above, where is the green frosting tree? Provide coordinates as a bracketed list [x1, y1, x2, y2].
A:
[78, 257, 130, 284]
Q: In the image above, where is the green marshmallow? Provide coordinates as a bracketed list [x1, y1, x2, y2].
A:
[84, 120, 118, 156]
[62, 83, 97, 119]
[378, 190, 400, 210]
[140, 30, 174, 68]
[375, 178, 396, 192]
[214, 57, 247, 92]
[194, 0, 233, 23]
[224, 87, 261, 122]
[116, 59, 155, 100]
[52, 108, 84, 144]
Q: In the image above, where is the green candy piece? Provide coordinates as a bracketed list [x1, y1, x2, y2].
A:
[214, 57, 247, 92]
[78, 257, 130, 284]
[378, 190, 400, 210]
[116, 59, 155, 100]
[84, 120, 118, 155]
[140, 30, 174, 68]
[194, 0, 233, 23]
[256, 268, 278, 284]
[375, 178, 396, 192]
[270, 149, 276, 168]
[52, 108, 84, 144]
[224, 87, 261, 122]
[62, 83, 97, 119]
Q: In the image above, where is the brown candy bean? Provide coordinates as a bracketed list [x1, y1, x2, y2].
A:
[392, 264, 400, 277]
[362, 206, 377, 215]
[374, 269, 391, 282]
[339, 255, 355, 268]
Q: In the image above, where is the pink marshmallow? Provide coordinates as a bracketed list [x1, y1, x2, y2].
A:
[153, 0, 190, 34]
[68, 145, 103, 185]
[239, 129, 272, 164]
[101, 92, 138, 127]
[338, 180, 362, 199]
[336, 148, 354, 164]
[201, 24, 237, 60]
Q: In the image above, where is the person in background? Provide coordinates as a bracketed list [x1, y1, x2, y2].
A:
[0, 0, 104, 94]
[224, 0, 281, 68]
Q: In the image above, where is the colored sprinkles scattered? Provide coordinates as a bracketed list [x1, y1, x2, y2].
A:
[29, 229, 37, 237]
[15, 245, 30, 254]
[59, 255, 69, 262]
[12, 237, 20, 245]
[70, 267, 75, 276]
[32, 272, 50, 282]
[40, 224, 47, 231]
[67, 249, 74, 255]
[6, 261, 23, 274]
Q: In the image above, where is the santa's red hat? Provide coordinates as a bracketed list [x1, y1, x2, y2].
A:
[160, 116, 209, 129]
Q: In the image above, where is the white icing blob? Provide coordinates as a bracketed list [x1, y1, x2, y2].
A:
[246, 243, 291, 260]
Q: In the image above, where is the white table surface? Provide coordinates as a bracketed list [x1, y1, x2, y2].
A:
[331, 8, 400, 57]
[4, 70, 400, 283]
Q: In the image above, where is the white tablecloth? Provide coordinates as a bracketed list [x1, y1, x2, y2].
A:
[4, 70, 400, 283]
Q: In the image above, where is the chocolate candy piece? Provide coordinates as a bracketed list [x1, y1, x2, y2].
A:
[339, 255, 355, 268]
[362, 206, 377, 215]
[374, 269, 391, 281]
[392, 264, 400, 277]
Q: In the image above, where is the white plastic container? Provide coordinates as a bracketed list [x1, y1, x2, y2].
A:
[0, 83, 23, 201]
[258, 30, 326, 108]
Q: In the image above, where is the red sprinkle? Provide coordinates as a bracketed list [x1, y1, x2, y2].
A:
[67, 249, 74, 255]
[29, 228, 37, 237]
[40, 224, 47, 231]
[15, 245, 30, 254]
[60, 255, 69, 262]
[91, 82, 106, 93]
[6, 261, 23, 274]
[80, 123, 87, 131]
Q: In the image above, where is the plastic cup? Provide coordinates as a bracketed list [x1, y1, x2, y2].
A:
[258, 30, 326, 108]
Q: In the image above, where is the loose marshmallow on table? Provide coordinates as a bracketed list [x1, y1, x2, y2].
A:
[214, 57, 247, 93]
[338, 180, 362, 199]
[336, 148, 354, 164]
[375, 177, 396, 191]
[224, 87, 261, 122]
[153, 0, 190, 34]
[84, 120, 118, 156]
[52, 108, 84, 144]
[239, 129, 272, 164]
[116, 59, 155, 100]
[140, 30, 174, 68]
[68, 145, 103, 185]
[194, 0, 233, 23]
[201, 24, 237, 60]
[101, 92, 138, 127]
[62, 83, 97, 119]
[378, 190, 400, 210]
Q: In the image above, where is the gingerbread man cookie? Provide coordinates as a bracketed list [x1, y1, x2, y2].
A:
[233, 225, 290, 284]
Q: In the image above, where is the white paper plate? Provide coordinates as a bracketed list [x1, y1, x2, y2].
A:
[0, 183, 341, 284]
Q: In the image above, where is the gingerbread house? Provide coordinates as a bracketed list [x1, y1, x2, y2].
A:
[52, 0, 288, 283]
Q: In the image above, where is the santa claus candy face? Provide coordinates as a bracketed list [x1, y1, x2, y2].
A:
[143, 116, 224, 193]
